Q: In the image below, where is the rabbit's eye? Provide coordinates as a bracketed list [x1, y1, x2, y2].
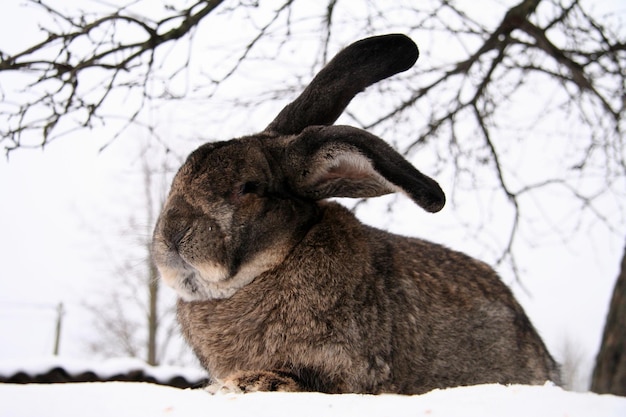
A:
[240, 181, 260, 195]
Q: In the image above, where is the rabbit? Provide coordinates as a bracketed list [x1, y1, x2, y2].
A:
[152, 34, 560, 394]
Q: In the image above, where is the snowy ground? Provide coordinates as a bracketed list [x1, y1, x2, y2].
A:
[1, 381, 626, 417]
[1, 357, 625, 416]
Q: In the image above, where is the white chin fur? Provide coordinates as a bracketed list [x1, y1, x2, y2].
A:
[157, 254, 279, 301]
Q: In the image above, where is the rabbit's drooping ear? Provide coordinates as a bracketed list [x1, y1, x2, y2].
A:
[265, 34, 418, 136]
[285, 126, 445, 213]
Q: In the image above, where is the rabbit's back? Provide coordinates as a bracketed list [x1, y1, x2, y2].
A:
[177, 202, 558, 394]
[381, 231, 559, 390]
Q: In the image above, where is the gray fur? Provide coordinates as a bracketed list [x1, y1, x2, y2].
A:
[152, 34, 559, 394]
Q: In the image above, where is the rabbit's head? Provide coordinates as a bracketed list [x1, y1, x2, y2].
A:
[152, 34, 445, 301]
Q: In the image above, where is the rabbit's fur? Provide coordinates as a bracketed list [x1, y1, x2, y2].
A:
[152, 34, 560, 394]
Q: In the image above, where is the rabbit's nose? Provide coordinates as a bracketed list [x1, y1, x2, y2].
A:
[171, 227, 191, 252]
[158, 195, 200, 250]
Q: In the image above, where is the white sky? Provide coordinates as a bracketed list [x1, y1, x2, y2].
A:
[0, 0, 624, 391]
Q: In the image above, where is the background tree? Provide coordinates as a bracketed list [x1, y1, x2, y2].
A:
[1, 0, 624, 386]
[84, 145, 183, 366]
[1, 0, 622, 265]
[591, 242, 626, 396]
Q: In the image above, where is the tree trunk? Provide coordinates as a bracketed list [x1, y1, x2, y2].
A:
[147, 258, 159, 366]
[144, 154, 161, 367]
[591, 239, 626, 395]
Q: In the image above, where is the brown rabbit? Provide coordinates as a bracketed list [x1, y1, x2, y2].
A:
[152, 34, 560, 394]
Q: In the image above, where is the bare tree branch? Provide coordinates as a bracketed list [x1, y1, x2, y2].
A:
[352, 0, 624, 266]
[2, 0, 624, 286]
[0, 0, 226, 153]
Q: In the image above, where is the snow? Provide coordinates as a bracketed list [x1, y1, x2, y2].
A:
[1, 381, 624, 417]
[0, 356, 206, 384]
[1, 357, 625, 416]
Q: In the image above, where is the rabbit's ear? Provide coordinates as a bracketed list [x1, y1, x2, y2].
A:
[265, 34, 418, 136]
[285, 126, 445, 213]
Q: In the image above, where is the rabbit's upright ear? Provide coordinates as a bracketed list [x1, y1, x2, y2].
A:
[265, 34, 418, 136]
[285, 126, 445, 213]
